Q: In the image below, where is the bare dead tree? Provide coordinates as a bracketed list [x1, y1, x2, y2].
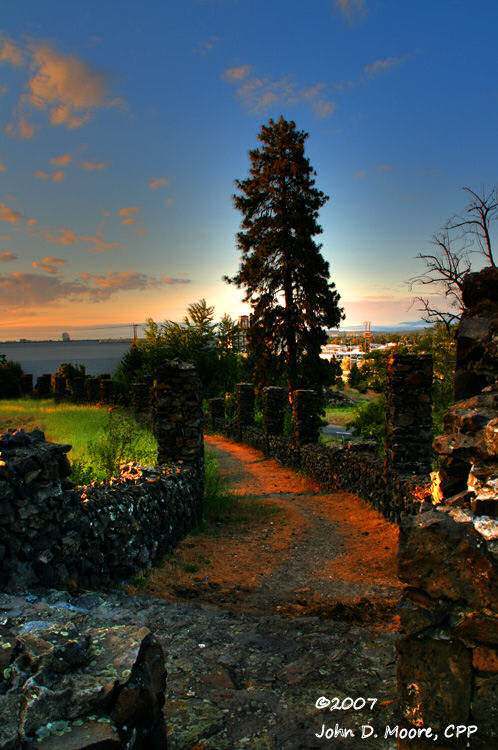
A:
[409, 186, 497, 333]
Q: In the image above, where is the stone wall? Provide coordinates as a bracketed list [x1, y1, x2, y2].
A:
[210, 369, 433, 522]
[385, 353, 433, 476]
[397, 267, 498, 749]
[212, 419, 430, 522]
[1, 359, 205, 591]
[0, 429, 203, 591]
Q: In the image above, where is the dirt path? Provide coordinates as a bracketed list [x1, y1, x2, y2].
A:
[131, 435, 402, 629]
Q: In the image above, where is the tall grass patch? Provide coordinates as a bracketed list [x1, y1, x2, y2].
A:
[0, 399, 157, 482]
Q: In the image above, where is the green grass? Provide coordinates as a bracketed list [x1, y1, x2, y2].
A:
[0, 399, 109, 461]
[0, 398, 157, 482]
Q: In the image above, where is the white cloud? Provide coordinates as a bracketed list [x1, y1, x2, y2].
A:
[222, 65, 336, 119]
[50, 154, 72, 166]
[364, 56, 405, 77]
[81, 159, 110, 171]
[149, 177, 169, 189]
[0, 202, 23, 223]
[1, 34, 123, 137]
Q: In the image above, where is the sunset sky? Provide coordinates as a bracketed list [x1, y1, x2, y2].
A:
[1, 0, 497, 340]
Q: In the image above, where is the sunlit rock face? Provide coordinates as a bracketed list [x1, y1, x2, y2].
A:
[0, 615, 167, 749]
[398, 267, 498, 748]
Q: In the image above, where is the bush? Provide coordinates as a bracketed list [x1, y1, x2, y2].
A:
[78, 408, 157, 481]
[347, 394, 386, 453]
[0, 354, 23, 398]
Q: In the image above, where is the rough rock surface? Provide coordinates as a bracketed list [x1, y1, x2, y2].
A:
[0, 589, 399, 749]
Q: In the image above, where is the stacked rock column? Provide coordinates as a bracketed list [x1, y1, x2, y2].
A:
[235, 383, 254, 441]
[131, 383, 152, 413]
[20, 374, 33, 396]
[152, 359, 204, 483]
[208, 397, 225, 432]
[35, 374, 51, 398]
[385, 353, 433, 476]
[292, 389, 319, 446]
[397, 269, 498, 749]
[86, 377, 100, 403]
[72, 376, 86, 402]
[262, 387, 286, 436]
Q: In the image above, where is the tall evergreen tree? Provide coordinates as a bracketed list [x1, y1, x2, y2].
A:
[225, 116, 344, 396]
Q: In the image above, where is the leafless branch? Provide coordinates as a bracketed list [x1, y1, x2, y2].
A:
[409, 185, 497, 326]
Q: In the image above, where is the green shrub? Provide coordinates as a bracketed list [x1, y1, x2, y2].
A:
[347, 394, 386, 453]
[86, 408, 157, 479]
[0, 354, 23, 398]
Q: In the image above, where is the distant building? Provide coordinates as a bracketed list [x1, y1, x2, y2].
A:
[61, 332, 71, 342]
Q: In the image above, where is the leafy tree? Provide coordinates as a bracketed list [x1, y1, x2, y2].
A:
[115, 300, 242, 398]
[0, 354, 23, 398]
[225, 116, 344, 397]
[409, 186, 497, 331]
[53, 362, 86, 384]
[348, 395, 386, 452]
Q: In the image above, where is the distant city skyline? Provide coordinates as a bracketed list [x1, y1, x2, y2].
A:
[1, 0, 497, 340]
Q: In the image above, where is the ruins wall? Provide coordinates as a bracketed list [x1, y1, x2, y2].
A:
[0, 359, 204, 591]
[397, 267, 498, 749]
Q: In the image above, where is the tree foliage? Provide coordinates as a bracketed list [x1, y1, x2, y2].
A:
[0, 353, 23, 398]
[226, 116, 344, 395]
[115, 299, 242, 398]
[410, 186, 497, 331]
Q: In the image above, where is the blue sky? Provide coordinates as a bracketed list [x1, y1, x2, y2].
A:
[0, 0, 497, 339]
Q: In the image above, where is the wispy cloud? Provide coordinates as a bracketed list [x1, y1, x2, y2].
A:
[0, 251, 17, 262]
[149, 177, 169, 189]
[50, 153, 71, 166]
[32, 256, 66, 274]
[334, 0, 368, 24]
[118, 206, 140, 217]
[353, 164, 395, 179]
[1, 268, 187, 310]
[0, 36, 25, 67]
[0, 160, 5, 172]
[37, 226, 124, 253]
[222, 65, 253, 82]
[364, 56, 405, 78]
[121, 217, 138, 226]
[194, 36, 220, 55]
[34, 169, 65, 182]
[0, 272, 87, 309]
[0, 202, 23, 224]
[81, 158, 110, 171]
[80, 271, 192, 301]
[222, 65, 336, 119]
[1, 34, 123, 137]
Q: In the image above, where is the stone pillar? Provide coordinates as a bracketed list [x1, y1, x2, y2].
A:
[454, 267, 498, 401]
[235, 383, 254, 440]
[385, 353, 433, 476]
[35, 374, 51, 398]
[292, 389, 319, 445]
[72, 376, 86, 402]
[86, 377, 100, 403]
[100, 377, 114, 404]
[262, 386, 286, 435]
[397, 269, 498, 748]
[20, 374, 33, 396]
[52, 375, 66, 402]
[131, 383, 150, 413]
[208, 397, 225, 431]
[152, 359, 204, 478]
